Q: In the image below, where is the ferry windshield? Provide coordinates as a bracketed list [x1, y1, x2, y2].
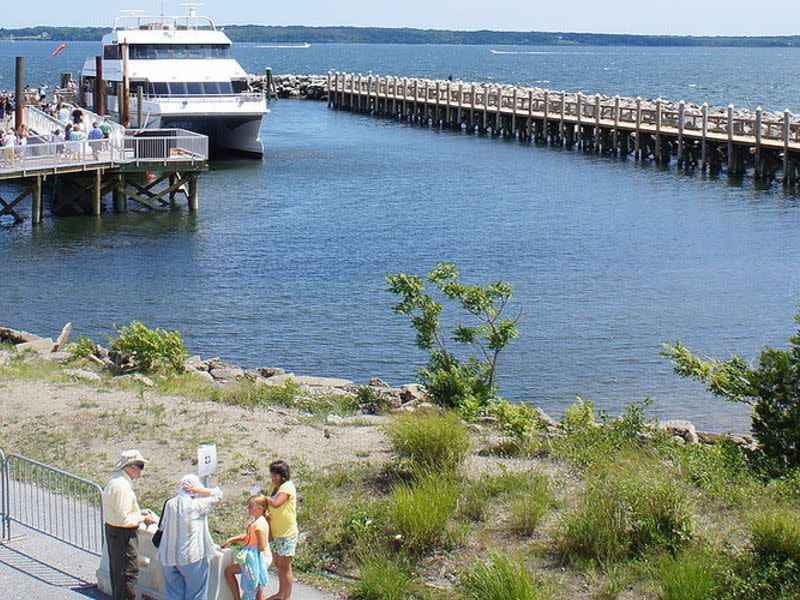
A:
[127, 44, 232, 59]
[146, 81, 239, 96]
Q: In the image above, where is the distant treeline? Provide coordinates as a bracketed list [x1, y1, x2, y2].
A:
[2, 25, 800, 47]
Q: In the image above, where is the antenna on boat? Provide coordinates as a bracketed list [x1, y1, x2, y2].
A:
[179, 2, 204, 17]
[161, 0, 165, 20]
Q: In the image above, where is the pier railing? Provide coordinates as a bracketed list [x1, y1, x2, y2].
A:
[328, 72, 800, 150]
[1, 128, 207, 175]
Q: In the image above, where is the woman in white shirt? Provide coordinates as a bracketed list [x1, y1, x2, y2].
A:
[156, 474, 223, 600]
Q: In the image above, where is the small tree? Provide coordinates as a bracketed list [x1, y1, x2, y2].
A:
[386, 262, 520, 411]
[663, 309, 800, 473]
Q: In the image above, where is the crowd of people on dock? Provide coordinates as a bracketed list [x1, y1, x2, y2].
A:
[103, 450, 299, 600]
[0, 85, 115, 167]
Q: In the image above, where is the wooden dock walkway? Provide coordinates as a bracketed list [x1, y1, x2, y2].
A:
[326, 72, 800, 187]
[0, 107, 208, 225]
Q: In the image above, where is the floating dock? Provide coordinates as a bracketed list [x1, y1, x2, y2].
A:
[326, 72, 800, 187]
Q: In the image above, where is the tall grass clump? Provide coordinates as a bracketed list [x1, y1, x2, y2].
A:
[749, 509, 800, 563]
[657, 549, 720, 600]
[352, 548, 420, 600]
[385, 411, 471, 476]
[458, 552, 555, 600]
[557, 472, 693, 566]
[212, 380, 299, 409]
[387, 475, 460, 552]
[110, 321, 188, 372]
[506, 471, 555, 536]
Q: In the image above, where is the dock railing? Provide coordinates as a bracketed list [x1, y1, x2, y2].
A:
[328, 72, 800, 150]
[124, 128, 209, 165]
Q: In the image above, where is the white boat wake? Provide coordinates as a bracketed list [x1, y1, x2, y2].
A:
[257, 43, 311, 49]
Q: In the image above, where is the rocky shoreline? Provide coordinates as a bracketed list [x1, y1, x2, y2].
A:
[0, 323, 753, 446]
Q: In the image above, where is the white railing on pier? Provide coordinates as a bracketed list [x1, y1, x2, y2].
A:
[123, 129, 208, 165]
[0, 128, 207, 175]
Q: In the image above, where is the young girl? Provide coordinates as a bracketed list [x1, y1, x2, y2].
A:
[222, 495, 271, 600]
[265, 460, 298, 600]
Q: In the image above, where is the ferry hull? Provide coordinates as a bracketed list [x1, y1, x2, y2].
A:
[158, 115, 265, 158]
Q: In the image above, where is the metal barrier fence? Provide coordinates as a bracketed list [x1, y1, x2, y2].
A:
[0, 449, 7, 541]
[0, 452, 104, 556]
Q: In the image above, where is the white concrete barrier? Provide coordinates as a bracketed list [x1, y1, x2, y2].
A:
[96, 523, 237, 600]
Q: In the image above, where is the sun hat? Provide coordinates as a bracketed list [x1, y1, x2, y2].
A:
[114, 449, 149, 471]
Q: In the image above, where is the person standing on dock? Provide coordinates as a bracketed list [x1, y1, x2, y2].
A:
[89, 122, 104, 160]
[102, 450, 157, 600]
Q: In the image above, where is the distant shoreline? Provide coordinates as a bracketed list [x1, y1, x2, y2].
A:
[1, 25, 800, 47]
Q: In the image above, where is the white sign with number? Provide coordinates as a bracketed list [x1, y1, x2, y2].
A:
[197, 444, 218, 478]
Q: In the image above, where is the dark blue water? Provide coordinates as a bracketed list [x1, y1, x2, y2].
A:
[3, 42, 800, 431]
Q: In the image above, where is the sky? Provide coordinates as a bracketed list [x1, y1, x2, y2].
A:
[4, 0, 800, 37]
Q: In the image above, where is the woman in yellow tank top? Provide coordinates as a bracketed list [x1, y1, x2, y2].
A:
[265, 460, 298, 600]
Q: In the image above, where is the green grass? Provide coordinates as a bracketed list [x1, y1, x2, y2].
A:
[458, 552, 555, 600]
[657, 549, 720, 600]
[557, 469, 693, 566]
[506, 473, 555, 536]
[749, 509, 800, 563]
[386, 475, 460, 552]
[352, 549, 421, 600]
[384, 411, 471, 476]
[0, 356, 66, 381]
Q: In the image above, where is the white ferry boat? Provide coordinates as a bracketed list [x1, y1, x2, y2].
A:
[80, 7, 268, 157]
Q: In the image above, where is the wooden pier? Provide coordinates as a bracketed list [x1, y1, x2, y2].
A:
[327, 72, 800, 188]
[0, 107, 208, 225]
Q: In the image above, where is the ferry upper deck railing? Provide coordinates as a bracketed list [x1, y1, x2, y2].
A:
[112, 14, 217, 32]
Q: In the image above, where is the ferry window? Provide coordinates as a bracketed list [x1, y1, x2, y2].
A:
[169, 82, 188, 95]
[187, 82, 203, 95]
[203, 82, 220, 95]
[172, 46, 188, 59]
[103, 45, 121, 59]
[219, 81, 233, 94]
[131, 45, 156, 59]
[188, 46, 204, 59]
[155, 46, 173, 59]
[152, 82, 169, 95]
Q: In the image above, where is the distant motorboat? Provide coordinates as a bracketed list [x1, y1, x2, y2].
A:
[257, 43, 311, 49]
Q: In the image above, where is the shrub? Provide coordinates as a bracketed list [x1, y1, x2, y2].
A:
[458, 552, 554, 600]
[490, 400, 544, 441]
[385, 411, 471, 476]
[551, 400, 653, 467]
[68, 335, 97, 359]
[352, 549, 420, 600]
[557, 473, 692, 566]
[459, 469, 552, 523]
[506, 472, 555, 536]
[110, 321, 188, 373]
[560, 397, 597, 432]
[386, 263, 520, 412]
[671, 440, 759, 505]
[664, 310, 800, 473]
[386, 476, 460, 552]
[749, 509, 800, 563]
[657, 548, 720, 600]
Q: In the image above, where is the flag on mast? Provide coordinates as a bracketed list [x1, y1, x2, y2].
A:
[51, 44, 68, 58]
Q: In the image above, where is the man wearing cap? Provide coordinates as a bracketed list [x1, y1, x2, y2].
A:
[102, 449, 157, 600]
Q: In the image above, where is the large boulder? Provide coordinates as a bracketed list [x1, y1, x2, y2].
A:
[399, 384, 429, 405]
[53, 322, 73, 352]
[209, 367, 246, 382]
[15, 338, 56, 356]
[63, 368, 102, 383]
[659, 419, 699, 445]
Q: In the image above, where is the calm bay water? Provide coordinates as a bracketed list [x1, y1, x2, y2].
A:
[3, 42, 800, 430]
